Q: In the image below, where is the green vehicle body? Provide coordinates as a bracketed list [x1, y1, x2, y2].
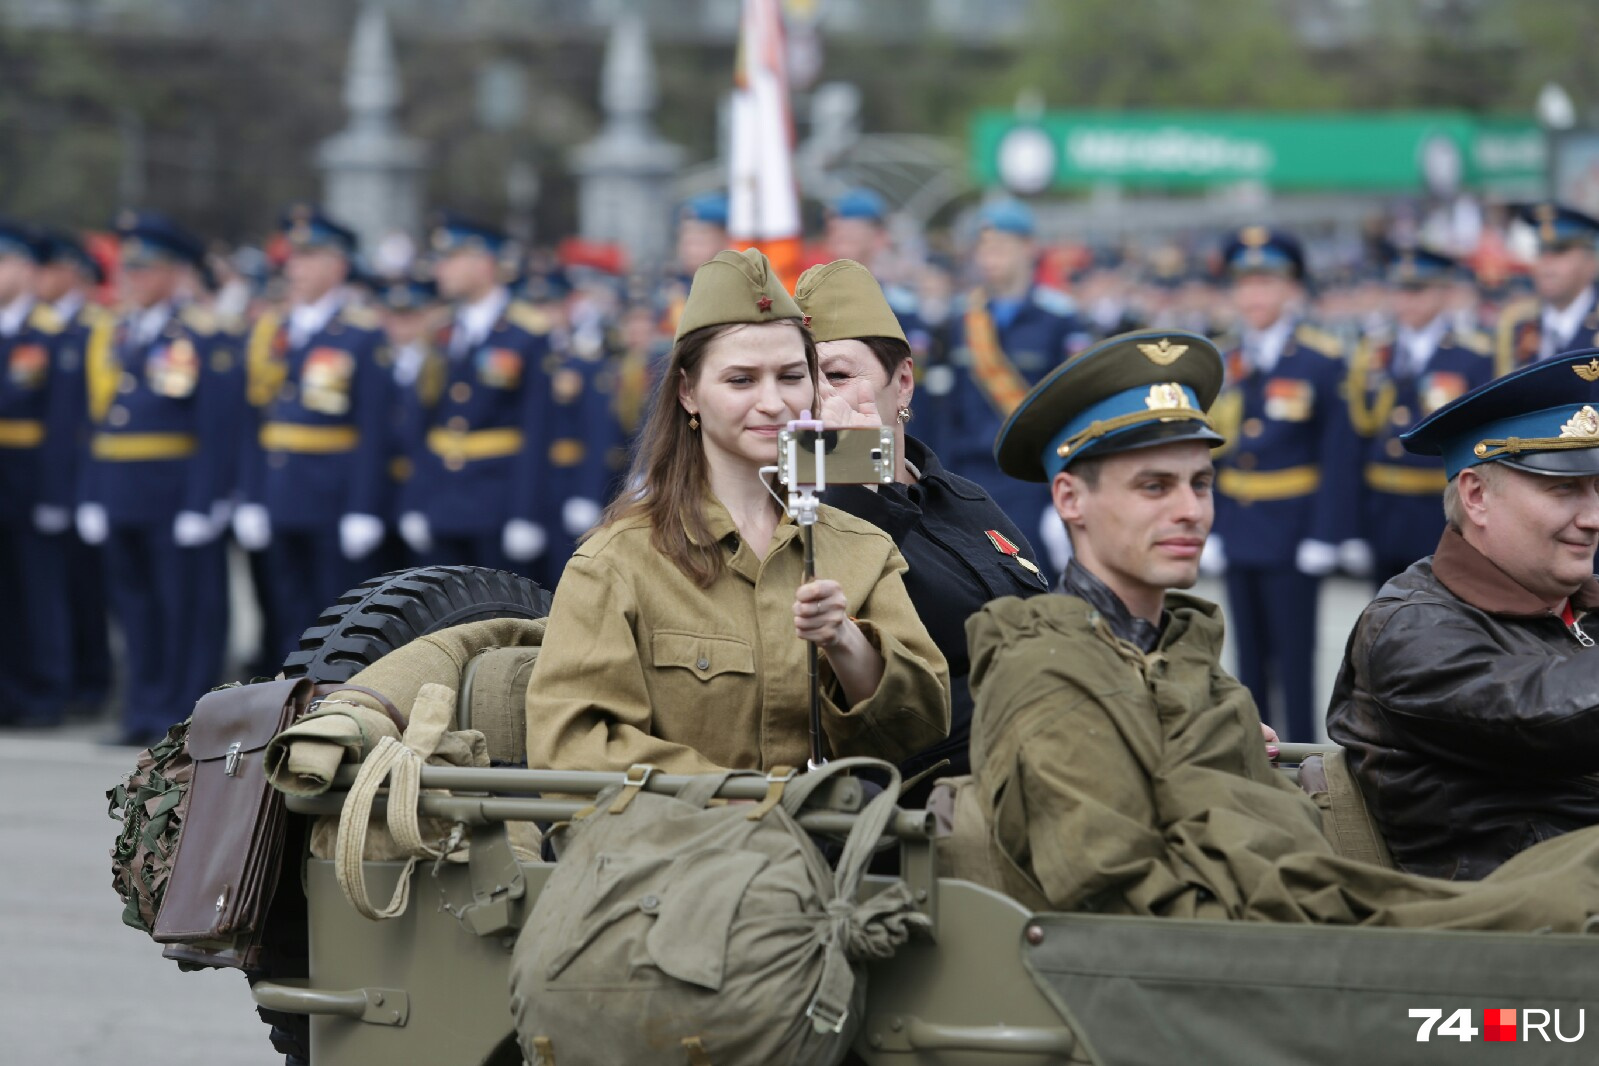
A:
[236, 569, 1597, 1065]
[255, 751, 1599, 1066]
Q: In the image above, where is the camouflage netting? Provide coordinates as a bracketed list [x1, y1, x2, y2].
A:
[108, 722, 194, 934]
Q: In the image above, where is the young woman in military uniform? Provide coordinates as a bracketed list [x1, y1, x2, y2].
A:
[525, 249, 949, 774]
[794, 259, 1048, 799]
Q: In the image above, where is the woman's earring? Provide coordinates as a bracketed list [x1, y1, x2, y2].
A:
[896, 406, 912, 424]
[689, 414, 700, 431]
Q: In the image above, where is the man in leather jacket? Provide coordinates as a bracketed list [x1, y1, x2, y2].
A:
[1328, 348, 1599, 881]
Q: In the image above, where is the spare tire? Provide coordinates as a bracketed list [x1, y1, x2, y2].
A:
[280, 565, 552, 683]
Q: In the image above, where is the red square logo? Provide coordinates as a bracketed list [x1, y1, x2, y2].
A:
[1484, 1008, 1518, 1042]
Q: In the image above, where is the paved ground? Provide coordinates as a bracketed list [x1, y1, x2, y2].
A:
[0, 730, 273, 1064]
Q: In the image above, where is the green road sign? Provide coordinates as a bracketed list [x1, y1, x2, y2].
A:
[973, 111, 1546, 194]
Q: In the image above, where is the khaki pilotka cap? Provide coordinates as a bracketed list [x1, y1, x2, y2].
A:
[793, 259, 907, 345]
[674, 247, 804, 341]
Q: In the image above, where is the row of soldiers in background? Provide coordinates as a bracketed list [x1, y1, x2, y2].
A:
[1, 192, 1596, 746]
[0, 208, 637, 746]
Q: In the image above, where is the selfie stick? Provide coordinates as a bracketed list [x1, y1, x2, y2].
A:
[782, 410, 828, 769]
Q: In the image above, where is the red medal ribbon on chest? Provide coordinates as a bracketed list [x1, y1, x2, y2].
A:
[985, 530, 1019, 556]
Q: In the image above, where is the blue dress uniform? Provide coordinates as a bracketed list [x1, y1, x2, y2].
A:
[0, 220, 75, 726]
[535, 323, 623, 586]
[933, 203, 1090, 569]
[400, 215, 556, 583]
[1494, 204, 1599, 376]
[1210, 227, 1362, 742]
[1349, 249, 1496, 586]
[42, 229, 116, 711]
[239, 208, 395, 661]
[83, 213, 241, 745]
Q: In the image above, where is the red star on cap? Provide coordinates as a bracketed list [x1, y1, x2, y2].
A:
[757, 296, 773, 312]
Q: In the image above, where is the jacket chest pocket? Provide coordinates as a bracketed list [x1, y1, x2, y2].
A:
[651, 631, 755, 683]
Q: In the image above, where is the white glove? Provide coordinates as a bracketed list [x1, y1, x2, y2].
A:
[76, 503, 108, 546]
[1037, 506, 1071, 575]
[398, 511, 432, 555]
[173, 510, 219, 547]
[232, 503, 271, 551]
[502, 519, 547, 562]
[339, 513, 385, 561]
[1338, 538, 1375, 578]
[33, 504, 71, 535]
[562, 497, 602, 539]
[1295, 538, 1338, 577]
[1199, 535, 1227, 577]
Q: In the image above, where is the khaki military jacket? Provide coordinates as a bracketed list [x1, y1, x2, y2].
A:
[526, 497, 950, 774]
[963, 591, 1599, 930]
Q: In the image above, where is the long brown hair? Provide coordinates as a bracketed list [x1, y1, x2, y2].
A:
[596, 318, 819, 586]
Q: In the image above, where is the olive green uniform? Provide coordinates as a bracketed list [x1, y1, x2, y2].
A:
[964, 591, 1599, 930]
[526, 496, 950, 773]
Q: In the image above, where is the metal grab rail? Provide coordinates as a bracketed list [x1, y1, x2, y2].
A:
[251, 982, 409, 1027]
[864, 1015, 1077, 1054]
[283, 790, 936, 840]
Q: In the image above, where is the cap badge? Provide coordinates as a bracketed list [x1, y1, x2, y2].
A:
[1573, 359, 1599, 383]
[1145, 383, 1192, 411]
[1240, 225, 1269, 247]
[757, 295, 773, 312]
[1536, 203, 1558, 223]
[1138, 338, 1188, 366]
[1559, 405, 1599, 440]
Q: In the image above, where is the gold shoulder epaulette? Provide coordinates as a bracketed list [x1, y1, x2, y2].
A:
[506, 300, 551, 335]
[340, 303, 383, 331]
[1498, 296, 1540, 328]
[82, 303, 116, 328]
[180, 305, 217, 336]
[1295, 323, 1345, 358]
[27, 303, 64, 335]
[1454, 328, 1492, 356]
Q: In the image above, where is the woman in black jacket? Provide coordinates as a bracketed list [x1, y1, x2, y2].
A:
[796, 259, 1049, 797]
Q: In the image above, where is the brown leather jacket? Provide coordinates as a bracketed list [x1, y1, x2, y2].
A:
[1327, 526, 1599, 881]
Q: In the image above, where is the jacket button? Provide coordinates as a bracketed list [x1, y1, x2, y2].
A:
[1242, 418, 1264, 438]
[118, 373, 137, 394]
[450, 382, 472, 403]
[696, 657, 710, 671]
[639, 894, 660, 914]
[107, 406, 129, 427]
[448, 416, 469, 432]
[1236, 452, 1257, 470]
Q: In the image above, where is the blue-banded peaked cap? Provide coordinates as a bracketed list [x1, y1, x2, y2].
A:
[1222, 225, 1305, 281]
[1402, 349, 1599, 478]
[680, 193, 730, 228]
[0, 217, 45, 263]
[977, 199, 1036, 237]
[430, 211, 508, 256]
[114, 210, 205, 270]
[1512, 202, 1599, 251]
[40, 228, 105, 283]
[280, 203, 358, 256]
[831, 188, 887, 222]
[1386, 245, 1457, 287]
[994, 329, 1225, 483]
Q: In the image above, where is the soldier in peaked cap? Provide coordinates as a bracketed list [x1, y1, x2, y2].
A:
[935, 200, 1091, 576]
[0, 218, 76, 729]
[1207, 224, 1363, 743]
[524, 247, 948, 774]
[396, 212, 556, 582]
[1495, 202, 1599, 375]
[80, 210, 242, 745]
[946, 337, 1599, 929]
[950, 330, 1297, 912]
[34, 228, 115, 713]
[235, 204, 395, 663]
[1346, 246, 1496, 588]
[1330, 349, 1599, 880]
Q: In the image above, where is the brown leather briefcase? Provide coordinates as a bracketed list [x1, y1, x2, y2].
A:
[152, 678, 402, 970]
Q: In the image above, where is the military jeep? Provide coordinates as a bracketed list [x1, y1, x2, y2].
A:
[247, 567, 1598, 1066]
